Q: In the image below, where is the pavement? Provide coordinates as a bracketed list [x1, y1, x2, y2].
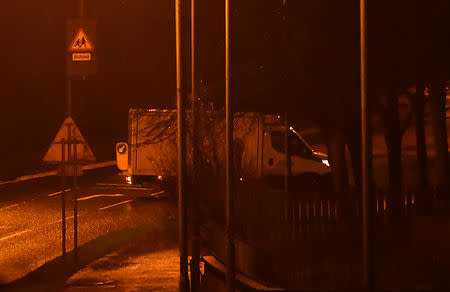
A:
[1, 221, 179, 292]
[63, 226, 180, 292]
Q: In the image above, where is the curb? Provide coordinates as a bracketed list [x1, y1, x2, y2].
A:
[0, 161, 116, 186]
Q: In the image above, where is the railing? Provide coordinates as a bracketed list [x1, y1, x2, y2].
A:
[199, 179, 450, 291]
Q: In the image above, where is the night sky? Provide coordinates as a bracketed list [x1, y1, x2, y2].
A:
[0, 0, 448, 178]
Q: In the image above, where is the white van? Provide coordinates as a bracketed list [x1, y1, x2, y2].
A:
[116, 109, 330, 186]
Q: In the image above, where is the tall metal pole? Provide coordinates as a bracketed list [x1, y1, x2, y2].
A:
[414, 83, 427, 188]
[360, 0, 374, 291]
[282, 1, 290, 194]
[225, 0, 235, 290]
[67, 79, 72, 118]
[190, 0, 201, 290]
[61, 140, 66, 256]
[78, 0, 85, 18]
[73, 142, 78, 254]
[176, 0, 190, 290]
[284, 112, 291, 192]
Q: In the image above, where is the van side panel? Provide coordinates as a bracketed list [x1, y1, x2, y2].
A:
[234, 113, 261, 179]
[126, 109, 329, 179]
[129, 109, 177, 177]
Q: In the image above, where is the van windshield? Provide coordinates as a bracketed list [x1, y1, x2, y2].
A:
[270, 130, 313, 158]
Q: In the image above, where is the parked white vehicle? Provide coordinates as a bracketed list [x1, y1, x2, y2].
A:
[116, 109, 330, 185]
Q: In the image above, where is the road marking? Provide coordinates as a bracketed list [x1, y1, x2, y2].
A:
[96, 183, 154, 191]
[97, 185, 155, 191]
[78, 194, 125, 201]
[0, 229, 32, 242]
[149, 190, 165, 197]
[48, 189, 71, 197]
[123, 187, 154, 190]
[96, 183, 130, 187]
[99, 200, 133, 211]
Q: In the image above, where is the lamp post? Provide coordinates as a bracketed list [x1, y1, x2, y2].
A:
[190, 0, 201, 290]
[225, 0, 236, 291]
[175, 0, 190, 291]
[360, 0, 374, 291]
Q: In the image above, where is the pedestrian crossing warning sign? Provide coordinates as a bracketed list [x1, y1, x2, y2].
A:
[69, 28, 94, 52]
[43, 117, 96, 163]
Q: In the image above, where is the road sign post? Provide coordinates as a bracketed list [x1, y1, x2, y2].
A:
[61, 141, 67, 257]
[73, 142, 79, 260]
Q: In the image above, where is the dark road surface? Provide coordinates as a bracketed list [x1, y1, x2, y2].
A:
[0, 168, 176, 285]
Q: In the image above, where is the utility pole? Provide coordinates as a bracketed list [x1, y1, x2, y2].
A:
[78, 0, 85, 17]
[225, 0, 235, 291]
[190, 0, 201, 290]
[176, 0, 190, 291]
[67, 0, 85, 119]
[284, 113, 291, 192]
[281, 1, 290, 193]
[67, 79, 72, 117]
[360, 0, 374, 291]
[414, 83, 427, 189]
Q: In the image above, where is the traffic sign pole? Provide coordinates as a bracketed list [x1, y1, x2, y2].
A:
[67, 78, 72, 118]
[61, 140, 66, 257]
[73, 141, 78, 257]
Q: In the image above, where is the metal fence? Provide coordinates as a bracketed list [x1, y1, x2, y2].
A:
[199, 180, 450, 291]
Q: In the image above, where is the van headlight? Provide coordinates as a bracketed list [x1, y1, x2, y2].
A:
[321, 159, 330, 167]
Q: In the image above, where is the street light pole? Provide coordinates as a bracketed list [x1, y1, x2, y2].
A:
[176, 0, 190, 291]
[78, 0, 85, 17]
[225, 0, 236, 291]
[190, 0, 201, 290]
[360, 0, 374, 291]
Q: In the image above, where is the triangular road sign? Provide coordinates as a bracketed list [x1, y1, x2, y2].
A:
[43, 117, 96, 163]
[69, 28, 94, 52]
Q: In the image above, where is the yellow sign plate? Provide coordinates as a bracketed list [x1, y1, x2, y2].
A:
[72, 53, 91, 61]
